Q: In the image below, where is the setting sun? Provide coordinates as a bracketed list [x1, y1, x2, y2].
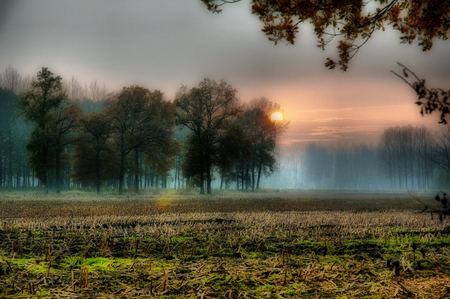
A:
[271, 111, 284, 121]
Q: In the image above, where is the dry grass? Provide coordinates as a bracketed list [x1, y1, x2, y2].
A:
[0, 190, 449, 298]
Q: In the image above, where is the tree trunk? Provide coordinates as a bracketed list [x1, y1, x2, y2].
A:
[200, 169, 205, 194]
[206, 168, 212, 194]
[236, 168, 239, 190]
[150, 171, 154, 187]
[205, 147, 212, 194]
[44, 169, 49, 194]
[119, 151, 125, 195]
[7, 129, 12, 189]
[245, 163, 249, 192]
[96, 151, 101, 194]
[251, 160, 255, 192]
[174, 166, 177, 189]
[67, 167, 71, 190]
[21, 165, 25, 189]
[134, 149, 139, 193]
[256, 160, 262, 190]
[55, 150, 61, 194]
[144, 167, 148, 189]
[241, 167, 244, 192]
[0, 155, 3, 188]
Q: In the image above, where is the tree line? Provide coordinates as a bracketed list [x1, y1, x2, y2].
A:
[265, 125, 450, 191]
[0, 67, 286, 194]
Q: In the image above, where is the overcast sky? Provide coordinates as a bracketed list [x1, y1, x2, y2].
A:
[1, 0, 449, 145]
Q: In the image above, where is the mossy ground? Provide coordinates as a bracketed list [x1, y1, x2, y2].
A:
[0, 191, 449, 298]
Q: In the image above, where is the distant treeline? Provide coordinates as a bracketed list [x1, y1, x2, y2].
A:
[0, 67, 287, 194]
[264, 125, 450, 191]
[1, 67, 449, 194]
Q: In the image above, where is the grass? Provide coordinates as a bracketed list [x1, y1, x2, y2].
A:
[0, 190, 449, 298]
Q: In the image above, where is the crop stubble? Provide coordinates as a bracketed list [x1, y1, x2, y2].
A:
[0, 191, 449, 298]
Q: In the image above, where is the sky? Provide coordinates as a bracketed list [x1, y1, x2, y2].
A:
[1, 0, 449, 146]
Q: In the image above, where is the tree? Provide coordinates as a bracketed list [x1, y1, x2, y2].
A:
[143, 136, 181, 189]
[107, 86, 177, 194]
[378, 125, 436, 189]
[171, 127, 190, 189]
[0, 66, 30, 94]
[245, 97, 288, 190]
[180, 134, 207, 190]
[52, 102, 82, 193]
[175, 78, 241, 194]
[0, 67, 32, 189]
[0, 89, 18, 188]
[392, 62, 450, 125]
[215, 123, 247, 190]
[18, 68, 69, 194]
[203, 0, 450, 71]
[71, 111, 116, 194]
[301, 144, 334, 189]
[431, 126, 450, 182]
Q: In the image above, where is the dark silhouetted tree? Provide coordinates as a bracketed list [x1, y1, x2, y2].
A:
[175, 78, 240, 194]
[143, 136, 181, 189]
[71, 111, 116, 194]
[0, 89, 18, 188]
[215, 123, 247, 190]
[242, 97, 288, 190]
[52, 102, 82, 193]
[107, 85, 177, 194]
[18, 68, 68, 194]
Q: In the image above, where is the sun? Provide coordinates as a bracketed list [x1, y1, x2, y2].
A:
[270, 111, 284, 121]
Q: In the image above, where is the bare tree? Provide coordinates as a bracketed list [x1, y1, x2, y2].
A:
[378, 126, 436, 190]
[64, 77, 86, 101]
[0, 66, 22, 93]
[431, 126, 450, 179]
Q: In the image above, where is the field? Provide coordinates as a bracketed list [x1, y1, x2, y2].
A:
[0, 190, 449, 298]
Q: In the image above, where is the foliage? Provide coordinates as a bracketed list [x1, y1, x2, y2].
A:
[180, 133, 207, 187]
[18, 68, 67, 127]
[214, 123, 248, 183]
[71, 111, 117, 194]
[0, 88, 30, 189]
[144, 137, 181, 177]
[175, 78, 241, 194]
[202, 0, 450, 71]
[18, 68, 75, 192]
[236, 97, 287, 191]
[106, 85, 178, 194]
[392, 62, 450, 125]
